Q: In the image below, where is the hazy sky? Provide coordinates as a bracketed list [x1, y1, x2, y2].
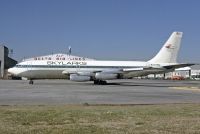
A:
[0, 0, 200, 62]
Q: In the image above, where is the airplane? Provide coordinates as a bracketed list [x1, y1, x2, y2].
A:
[8, 32, 194, 85]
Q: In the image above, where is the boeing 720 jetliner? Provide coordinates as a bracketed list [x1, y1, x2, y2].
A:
[8, 32, 194, 84]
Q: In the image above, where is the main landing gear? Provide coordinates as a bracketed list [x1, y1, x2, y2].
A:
[94, 80, 107, 85]
[29, 79, 34, 85]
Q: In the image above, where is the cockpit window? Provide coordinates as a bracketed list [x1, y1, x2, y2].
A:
[15, 65, 22, 67]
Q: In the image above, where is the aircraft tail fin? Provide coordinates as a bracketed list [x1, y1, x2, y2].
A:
[148, 32, 183, 63]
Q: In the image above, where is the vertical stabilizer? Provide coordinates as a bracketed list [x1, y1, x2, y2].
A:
[149, 32, 183, 63]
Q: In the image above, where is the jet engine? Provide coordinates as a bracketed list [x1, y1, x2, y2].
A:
[95, 73, 119, 80]
[70, 74, 91, 82]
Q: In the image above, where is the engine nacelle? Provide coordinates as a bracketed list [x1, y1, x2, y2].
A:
[77, 72, 95, 77]
[95, 73, 118, 80]
[70, 74, 91, 82]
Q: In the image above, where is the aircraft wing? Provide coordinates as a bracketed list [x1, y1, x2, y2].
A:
[62, 66, 165, 76]
[62, 63, 195, 79]
[62, 68, 124, 75]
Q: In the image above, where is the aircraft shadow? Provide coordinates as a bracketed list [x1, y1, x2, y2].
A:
[30, 80, 199, 88]
[104, 82, 185, 88]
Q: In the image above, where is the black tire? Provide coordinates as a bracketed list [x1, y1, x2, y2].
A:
[94, 80, 107, 85]
[94, 80, 99, 85]
[29, 80, 34, 85]
[100, 80, 107, 85]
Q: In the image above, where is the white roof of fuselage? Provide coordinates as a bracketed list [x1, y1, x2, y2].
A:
[23, 53, 96, 61]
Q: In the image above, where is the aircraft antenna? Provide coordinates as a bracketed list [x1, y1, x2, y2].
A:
[9, 49, 13, 58]
[68, 46, 72, 56]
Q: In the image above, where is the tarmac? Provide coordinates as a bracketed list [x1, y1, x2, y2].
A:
[0, 79, 200, 105]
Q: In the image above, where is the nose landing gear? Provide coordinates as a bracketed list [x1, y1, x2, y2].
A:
[29, 79, 34, 85]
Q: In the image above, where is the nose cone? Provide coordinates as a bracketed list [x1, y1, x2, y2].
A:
[8, 68, 16, 75]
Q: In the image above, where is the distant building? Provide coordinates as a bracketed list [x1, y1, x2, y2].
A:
[191, 70, 200, 80]
[148, 66, 200, 80]
[0, 45, 17, 79]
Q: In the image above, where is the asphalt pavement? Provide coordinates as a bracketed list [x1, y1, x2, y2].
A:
[0, 79, 200, 105]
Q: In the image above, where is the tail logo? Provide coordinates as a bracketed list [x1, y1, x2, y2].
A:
[165, 44, 175, 49]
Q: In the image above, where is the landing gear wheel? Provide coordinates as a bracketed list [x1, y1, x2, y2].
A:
[101, 80, 107, 85]
[29, 80, 34, 85]
[94, 80, 98, 85]
[94, 80, 107, 85]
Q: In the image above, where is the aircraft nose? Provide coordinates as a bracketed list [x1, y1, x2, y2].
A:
[8, 68, 16, 75]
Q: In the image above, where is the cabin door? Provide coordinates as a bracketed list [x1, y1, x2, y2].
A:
[27, 61, 33, 78]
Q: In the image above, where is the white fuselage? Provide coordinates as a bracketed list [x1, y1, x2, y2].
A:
[8, 60, 170, 79]
[8, 32, 187, 81]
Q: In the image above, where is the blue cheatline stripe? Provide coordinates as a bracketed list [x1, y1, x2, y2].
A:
[15, 65, 141, 69]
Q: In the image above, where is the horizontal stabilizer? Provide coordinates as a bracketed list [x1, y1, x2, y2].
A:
[163, 63, 195, 70]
